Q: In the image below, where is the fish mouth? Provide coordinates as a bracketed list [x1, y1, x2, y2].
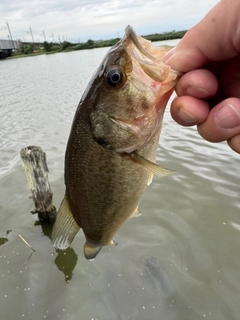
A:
[124, 25, 161, 65]
[123, 25, 179, 94]
[90, 26, 180, 155]
[107, 28, 179, 153]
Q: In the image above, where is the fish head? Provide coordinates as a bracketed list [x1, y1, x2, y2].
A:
[86, 25, 181, 153]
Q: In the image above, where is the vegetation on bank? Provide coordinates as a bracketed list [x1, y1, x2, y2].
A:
[143, 30, 187, 41]
[10, 30, 187, 59]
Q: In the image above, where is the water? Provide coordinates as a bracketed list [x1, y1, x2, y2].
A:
[1, 40, 240, 320]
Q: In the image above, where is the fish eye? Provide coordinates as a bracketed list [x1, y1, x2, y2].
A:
[106, 68, 124, 87]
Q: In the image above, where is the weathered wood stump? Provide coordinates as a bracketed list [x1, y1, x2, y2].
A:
[20, 146, 57, 222]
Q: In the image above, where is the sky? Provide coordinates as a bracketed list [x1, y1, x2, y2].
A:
[0, 0, 220, 43]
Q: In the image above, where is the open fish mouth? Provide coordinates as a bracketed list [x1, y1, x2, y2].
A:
[89, 25, 181, 154]
[123, 25, 179, 91]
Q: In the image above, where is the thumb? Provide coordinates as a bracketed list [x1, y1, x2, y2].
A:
[163, 0, 240, 72]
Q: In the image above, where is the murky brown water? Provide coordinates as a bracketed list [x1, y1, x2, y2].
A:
[1, 40, 240, 320]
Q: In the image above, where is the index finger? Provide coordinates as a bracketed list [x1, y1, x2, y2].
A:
[163, 0, 240, 72]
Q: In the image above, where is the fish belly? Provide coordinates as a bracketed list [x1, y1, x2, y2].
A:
[64, 114, 160, 247]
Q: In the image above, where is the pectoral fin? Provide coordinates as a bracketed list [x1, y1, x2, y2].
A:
[131, 152, 175, 177]
[84, 238, 118, 260]
[148, 172, 154, 185]
[84, 243, 102, 260]
[52, 196, 80, 250]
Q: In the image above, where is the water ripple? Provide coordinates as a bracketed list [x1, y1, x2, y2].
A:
[1, 46, 240, 320]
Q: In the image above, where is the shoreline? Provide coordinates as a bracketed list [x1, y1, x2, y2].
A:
[7, 30, 187, 60]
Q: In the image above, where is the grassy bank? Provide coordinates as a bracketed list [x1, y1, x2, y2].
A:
[10, 29, 187, 59]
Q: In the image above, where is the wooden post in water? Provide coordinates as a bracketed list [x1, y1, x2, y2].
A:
[20, 146, 57, 222]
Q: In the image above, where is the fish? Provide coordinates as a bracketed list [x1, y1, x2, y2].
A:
[52, 25, 180, 260]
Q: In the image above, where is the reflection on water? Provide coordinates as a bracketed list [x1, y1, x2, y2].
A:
[0, 230, 12, 246]
[35, 221, 78, 282]
[1, 40, 240, 320]
[35, 220, 54, 240]
[0, 237, 8, 245]
[144, 257, 173, 294]
[55, 248, 78, 283]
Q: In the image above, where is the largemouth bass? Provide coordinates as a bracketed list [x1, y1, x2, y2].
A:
[52, 26, 180, 260]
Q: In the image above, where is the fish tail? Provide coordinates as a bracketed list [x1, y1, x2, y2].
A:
[51, 195, 80, 250]
[84, 242, 102, 260]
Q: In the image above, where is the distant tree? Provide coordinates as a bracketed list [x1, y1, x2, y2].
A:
[86, 39, 94, 48]
[43, 41, 53, 52]
[73, 43, 84, 50]
[19, 44, 35, 54]
[61, 41, 71, 51]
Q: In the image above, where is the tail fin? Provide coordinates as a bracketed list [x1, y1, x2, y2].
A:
[52, 196, 80, 250]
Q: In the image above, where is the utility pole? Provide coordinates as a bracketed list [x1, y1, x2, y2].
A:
[6, 21, 15, 49]
[43, 30, 46, 41]
[29, 27, 34, 43]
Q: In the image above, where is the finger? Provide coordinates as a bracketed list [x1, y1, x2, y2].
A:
[228, 134, 240, 154]
[175, 69, 218, 98]
[163, 0, 240, 72]
[170, 96, 210, 126]
[197, 98, 240, 142]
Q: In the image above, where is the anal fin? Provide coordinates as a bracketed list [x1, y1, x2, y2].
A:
[52, 195, 80, 250]
[128, 207, 141, 219]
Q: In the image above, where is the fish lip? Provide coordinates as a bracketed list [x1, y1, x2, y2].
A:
[105, 26, 167, 87]
[124, 25, 160, 64]
[123, 25, 181, 85]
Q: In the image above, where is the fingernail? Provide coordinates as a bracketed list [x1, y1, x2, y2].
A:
[162, 47, 176, 62]
[178, 108, 198, 124]
[215, 104, 240, 129]
[185, 85, 209, 98]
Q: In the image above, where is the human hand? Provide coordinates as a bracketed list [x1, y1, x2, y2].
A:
[163, 0, 240, 153]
